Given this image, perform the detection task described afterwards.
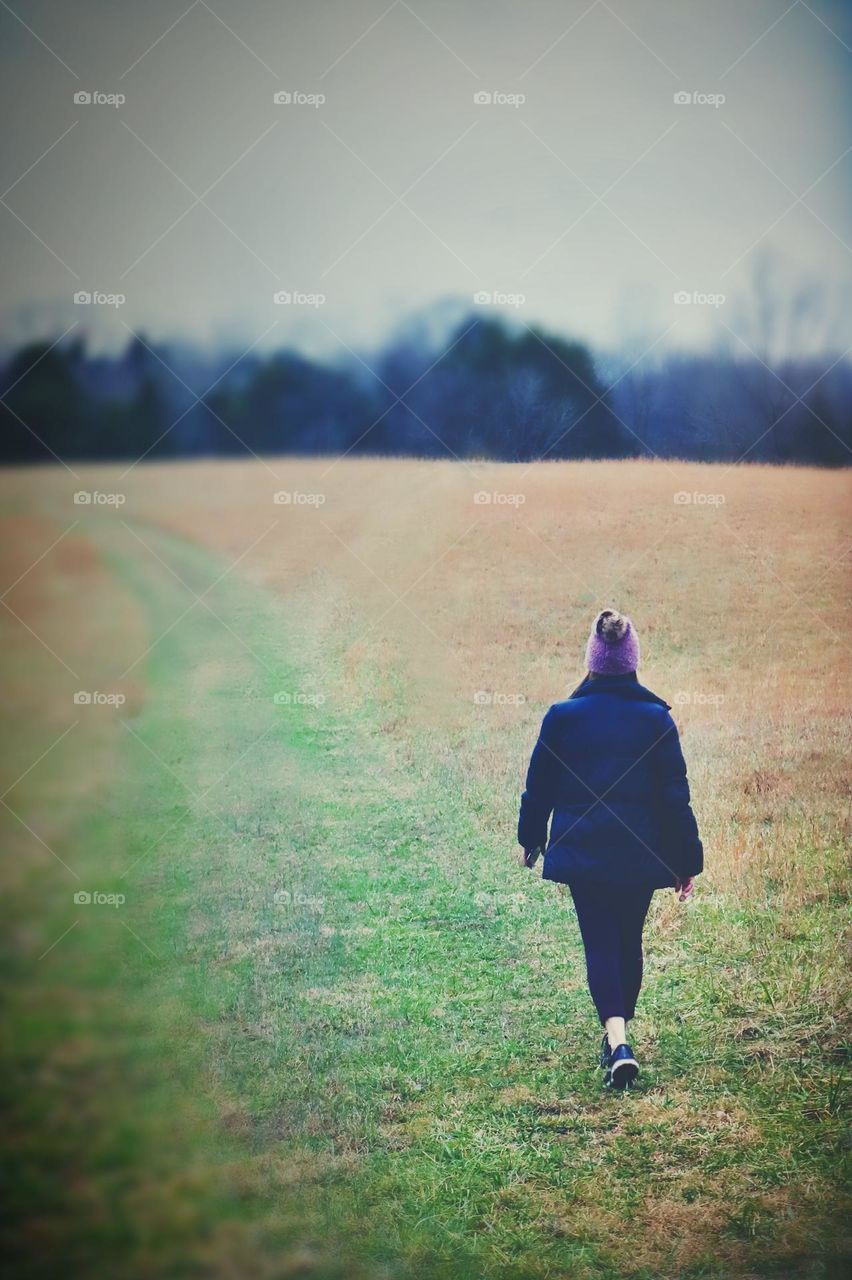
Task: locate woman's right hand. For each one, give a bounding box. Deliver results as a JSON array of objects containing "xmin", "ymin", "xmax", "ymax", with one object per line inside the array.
[{"xmin": 674, "ymin": 875, "xmax": 695, "ymax": 902}]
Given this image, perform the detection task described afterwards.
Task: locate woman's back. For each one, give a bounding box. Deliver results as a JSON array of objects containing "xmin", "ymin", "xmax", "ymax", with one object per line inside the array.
[{"xmin": 518, "ymin": 672, "xmax": 702, "ymax": 888}]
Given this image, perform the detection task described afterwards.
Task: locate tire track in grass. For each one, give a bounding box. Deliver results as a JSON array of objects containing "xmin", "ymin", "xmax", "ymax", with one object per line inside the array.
[{"xmin": 4, "ymin": 518, "xmax": 365, "ymax": 1280}]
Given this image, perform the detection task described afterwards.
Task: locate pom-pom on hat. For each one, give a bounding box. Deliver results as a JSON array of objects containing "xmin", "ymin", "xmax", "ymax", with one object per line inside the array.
[{"xmin": 584, "ymin": 608, "xmax": 640, "ymax": 675}]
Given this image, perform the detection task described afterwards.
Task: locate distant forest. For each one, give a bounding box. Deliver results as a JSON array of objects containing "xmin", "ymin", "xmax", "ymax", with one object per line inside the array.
[{"xmin": 1, "ymin": 314, "xmax": 850, "ymax": 467}]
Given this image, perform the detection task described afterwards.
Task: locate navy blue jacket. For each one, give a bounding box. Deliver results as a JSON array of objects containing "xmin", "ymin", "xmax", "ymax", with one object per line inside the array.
[{"xmin": 518, "ymin": 674, "xmax": 703, "ymax": 889}]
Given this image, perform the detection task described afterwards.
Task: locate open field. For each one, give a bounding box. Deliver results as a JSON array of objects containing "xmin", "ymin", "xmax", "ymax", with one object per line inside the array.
[{"xmin": 1, "ymin": 457, "xmax": 850, "ymax": 1279}]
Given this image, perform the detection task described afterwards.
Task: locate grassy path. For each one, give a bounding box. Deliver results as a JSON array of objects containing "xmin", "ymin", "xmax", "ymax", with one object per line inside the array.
[{"xmin": 2, "ymin": 518, "xmax": 848, "ymax": 1279}]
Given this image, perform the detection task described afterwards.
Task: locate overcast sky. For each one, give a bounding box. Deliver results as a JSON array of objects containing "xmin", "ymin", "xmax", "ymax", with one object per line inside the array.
[{"xmin": 2, "ymin": 0, "xmax": 851, "ymax": 359}]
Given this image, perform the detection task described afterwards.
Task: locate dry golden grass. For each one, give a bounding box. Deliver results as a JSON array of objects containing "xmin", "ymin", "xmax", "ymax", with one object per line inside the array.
[{"xmin": 14, "ymin": 457, "xmax": 841, "ymax": 889}]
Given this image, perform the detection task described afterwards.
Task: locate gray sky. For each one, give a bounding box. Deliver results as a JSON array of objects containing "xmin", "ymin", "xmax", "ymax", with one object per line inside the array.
[{"xmin": 2, "ymin": 0, "xmax": 851, "ymax": 359}]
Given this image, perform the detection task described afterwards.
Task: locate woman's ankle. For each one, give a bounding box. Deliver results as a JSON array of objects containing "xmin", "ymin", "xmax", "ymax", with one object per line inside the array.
[{"xmin": 605, "ymin": 1016, "xmax": 627, "ymax": 1052}]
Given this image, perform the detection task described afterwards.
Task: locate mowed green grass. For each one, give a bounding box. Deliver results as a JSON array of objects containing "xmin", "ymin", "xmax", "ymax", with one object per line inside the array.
[{"xmin": 1, "ymin": 501, "xmax": 849, "ymax": 1279}]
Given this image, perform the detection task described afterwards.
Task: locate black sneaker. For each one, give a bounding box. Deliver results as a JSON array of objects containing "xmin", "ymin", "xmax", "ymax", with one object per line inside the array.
[
  {"xmin": 605, "ymin": 1043, "xmax": 639, "ymax": 1090},
  {"xmin": 599, "ymin": 1033, "xmax": 611, "ymax": 1071}
]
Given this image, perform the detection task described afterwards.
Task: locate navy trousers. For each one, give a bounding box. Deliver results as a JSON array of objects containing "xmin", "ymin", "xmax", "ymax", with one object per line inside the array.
[{"xmin": 569, "ymin": 880, "xmax": 655, "ymax": 1023}]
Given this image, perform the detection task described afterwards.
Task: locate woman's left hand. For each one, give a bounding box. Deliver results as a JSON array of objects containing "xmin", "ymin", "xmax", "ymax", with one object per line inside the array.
[{"xmin": 674, "ymin": 875, "xmax": 695, "ymax": 902}]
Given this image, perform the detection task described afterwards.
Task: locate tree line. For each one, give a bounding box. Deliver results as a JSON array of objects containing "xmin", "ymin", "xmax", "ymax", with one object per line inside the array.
[{"xmin": 1, "ymin": 314, "xmax": 849, "ymax": 467}]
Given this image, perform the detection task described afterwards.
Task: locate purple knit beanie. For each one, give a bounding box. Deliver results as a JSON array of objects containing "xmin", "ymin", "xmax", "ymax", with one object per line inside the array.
[{"xmin": 584, "ymin": 609, "xmax": 640, "ymax": 675}]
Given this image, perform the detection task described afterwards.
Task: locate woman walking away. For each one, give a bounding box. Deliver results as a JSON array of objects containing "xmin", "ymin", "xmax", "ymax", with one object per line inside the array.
[{"xmin": 517, "ymin": 609, "xmax": 703, "ymax": 1090}]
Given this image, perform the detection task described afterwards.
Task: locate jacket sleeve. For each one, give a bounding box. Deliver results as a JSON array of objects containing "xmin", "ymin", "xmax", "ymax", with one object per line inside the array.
[
  {"xmin": 652, "ymin": 710, "xmax": 703, "ymax": 878},
  {"xmin": 518, "ymin": 707, "xmax": 559, "ymax": 851}
]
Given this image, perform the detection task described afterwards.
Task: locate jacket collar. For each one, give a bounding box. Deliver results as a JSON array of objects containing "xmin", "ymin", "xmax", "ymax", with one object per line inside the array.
[{"xmin": 569, "ymin": 673, "xmax": 671, "ymax": 709}]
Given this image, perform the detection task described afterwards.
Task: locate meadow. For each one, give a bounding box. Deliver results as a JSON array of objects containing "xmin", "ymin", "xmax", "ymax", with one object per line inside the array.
[{"xmin": 0, "ymin": 457, "xmax": 849, "ymax": 1279}]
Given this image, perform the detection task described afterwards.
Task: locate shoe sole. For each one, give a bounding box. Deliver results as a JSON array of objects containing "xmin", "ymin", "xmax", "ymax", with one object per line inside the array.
[{"xmin": 607, "ymin": 1058, "xmax": 639, "ymax": 1090}]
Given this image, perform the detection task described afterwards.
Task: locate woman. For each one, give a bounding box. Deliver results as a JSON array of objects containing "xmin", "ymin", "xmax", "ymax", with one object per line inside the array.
[{"xmin": 518, "ymin": 609, "xmax": 703, "ymax": 1090}]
